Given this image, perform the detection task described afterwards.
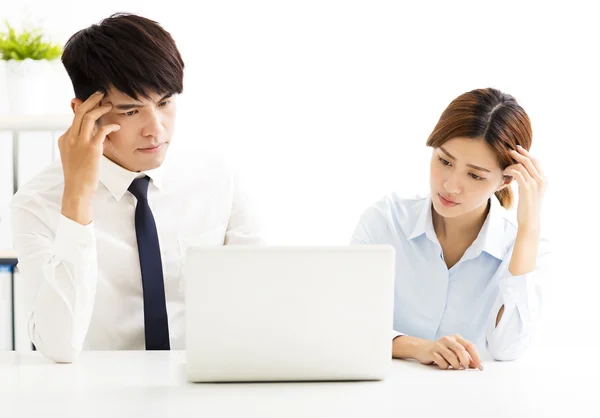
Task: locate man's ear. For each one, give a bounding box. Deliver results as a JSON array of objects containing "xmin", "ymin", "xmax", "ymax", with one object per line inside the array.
[
  {"xmin": 496, "ymin": 175, "xmax": 513, "ymax": 192},
  {"xmin": 71, "ymin": 98, "xmax": 83, "ymax": 114}
]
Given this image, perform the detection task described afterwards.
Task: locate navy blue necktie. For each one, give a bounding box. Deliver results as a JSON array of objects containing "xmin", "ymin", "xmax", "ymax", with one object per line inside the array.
[{"xmin": 129, "ymin": 176, "xmax": 170, "ymax": 350}]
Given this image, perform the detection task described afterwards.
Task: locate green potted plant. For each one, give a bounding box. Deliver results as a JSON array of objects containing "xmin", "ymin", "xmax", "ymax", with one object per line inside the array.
[{"xmin": 0, "ymin": 22, "xmax": 63, "ymax": 114}]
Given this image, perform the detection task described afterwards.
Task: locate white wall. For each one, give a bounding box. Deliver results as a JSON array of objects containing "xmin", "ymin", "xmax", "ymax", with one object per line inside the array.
[{"xmin": 1, "ymin": 1, "xmax": 598, "ymax": 349}]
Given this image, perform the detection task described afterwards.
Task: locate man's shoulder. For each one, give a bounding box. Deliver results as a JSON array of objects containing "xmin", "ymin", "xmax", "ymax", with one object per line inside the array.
[
  {"xmin": 163, "ymin": 149, "xmax": 239, "ymax": 189},
  {"xmin": 11, "ymin": 161, "xmax": 65, "ymax": 210}
]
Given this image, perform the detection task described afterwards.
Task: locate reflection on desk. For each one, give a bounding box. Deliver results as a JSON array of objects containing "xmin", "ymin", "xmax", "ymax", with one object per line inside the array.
[{"xmin": 0, "ymin": 349, "xmax": 594, "ymax": 418}]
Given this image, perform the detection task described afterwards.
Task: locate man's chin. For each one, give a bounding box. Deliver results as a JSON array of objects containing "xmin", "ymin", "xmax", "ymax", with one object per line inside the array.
[
  {"xmin": 115, "ymin": 154, "xmax": 168, "ymax": 173},
  {"xmin": 135, "ymin": 144, "xmax": 169, "ymax": 168},
  {"xmin": 136, "ymin": 156, "xmax": 167, "ymax": 172}
]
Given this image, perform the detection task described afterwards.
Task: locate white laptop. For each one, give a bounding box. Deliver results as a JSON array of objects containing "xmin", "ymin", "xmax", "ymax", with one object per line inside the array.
[{"xmin": 183, "ymin": 246, "xmax": 395, "ymax": 382}]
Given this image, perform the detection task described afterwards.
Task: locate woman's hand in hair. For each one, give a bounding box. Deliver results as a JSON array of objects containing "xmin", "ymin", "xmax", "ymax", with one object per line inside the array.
[
  {"xmin": 504, "ymin": 145, "xmax": 547, "ymax": 276},
  {"xmin": 503, "ymin": 145, "xmax": 547, "ymax": 233}
]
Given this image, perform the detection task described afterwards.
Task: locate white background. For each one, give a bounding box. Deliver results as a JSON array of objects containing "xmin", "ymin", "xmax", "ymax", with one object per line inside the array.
[{"xmin": 0, "ymin": 1, "xmax": 598, "ymax": 351}]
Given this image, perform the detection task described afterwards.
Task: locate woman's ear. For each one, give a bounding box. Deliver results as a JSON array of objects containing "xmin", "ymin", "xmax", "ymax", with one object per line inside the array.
[{"xmin": 496, "ymin": 175, "xmax": 513, "ymax": 192}]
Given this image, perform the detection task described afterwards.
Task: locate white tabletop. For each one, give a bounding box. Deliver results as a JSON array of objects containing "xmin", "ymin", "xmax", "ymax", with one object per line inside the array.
[{"xmin": 0, "ymin": 349, "xmax": 593, "ymax": 418}]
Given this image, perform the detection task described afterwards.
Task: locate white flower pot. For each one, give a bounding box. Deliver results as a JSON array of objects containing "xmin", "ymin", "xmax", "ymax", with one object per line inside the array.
[
  {"xmin": 5, "ymin": 58, "xmax": 52, "ymax": 115},
  {"xmin": 45, "ymin": 59, "xmax": 74, "ymax": 114},
  {"xmin": 0, "ymin": 61, "xmax": 8, "ymax": 113}
]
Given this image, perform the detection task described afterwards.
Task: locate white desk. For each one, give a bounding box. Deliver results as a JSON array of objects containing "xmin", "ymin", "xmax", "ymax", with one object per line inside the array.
[{"xmin": 0, "ymin": 349, "xmax": 594, "ymax": 418}]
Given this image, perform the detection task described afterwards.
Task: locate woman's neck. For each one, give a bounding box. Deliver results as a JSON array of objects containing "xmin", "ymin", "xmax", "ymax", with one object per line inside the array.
[{"xmin": 432, "ymin": 200, "xmax": 490, "ymax": 243}]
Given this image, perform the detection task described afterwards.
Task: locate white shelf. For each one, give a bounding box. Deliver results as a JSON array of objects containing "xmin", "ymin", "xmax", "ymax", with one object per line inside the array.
[
  {"xmin": 0, "ymin": 250, "xmax": 17, "ymax": 260},
  {"xmin": 0, "ymin": 114, "xmax": 72, "ymax": 131}
]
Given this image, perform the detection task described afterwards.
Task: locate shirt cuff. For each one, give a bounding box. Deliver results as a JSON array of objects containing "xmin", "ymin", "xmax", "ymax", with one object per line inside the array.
[
  {"xmin": 498, "ymin": 269, "xmax": 541, "ymax": 319},
  {"xmin": 493, "ymin": 270, "xmax": 542, "ymax": 338},
  {"xmin": 53, "ymin": 215, "xmax": 96, "ymax": 264},
  {"xmin": 498, "ymin": 272, "xmax": 530, "ymax": 306},
  {"xmin": 392, "ymin": 330, "xmax": 406, "ymax": 340}
]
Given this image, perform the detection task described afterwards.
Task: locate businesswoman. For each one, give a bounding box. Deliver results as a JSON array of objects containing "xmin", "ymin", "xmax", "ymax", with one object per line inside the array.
[{"xmin": 352, "ymin": 88, "xmax": 550, "ymax": 370}]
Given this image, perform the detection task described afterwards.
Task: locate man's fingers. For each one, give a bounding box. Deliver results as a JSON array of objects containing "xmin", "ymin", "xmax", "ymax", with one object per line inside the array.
[
  {"xmin": 72, "ymin": 91, "xmax": 105, "ymax": 135},
  {"xmin": 59, "ymin": 128, "xmax": 71, "ymax": 147},
  {"xmin": 80, "ymin": 104, "xmax": 114, "ymax": 142},
  {"xmin": 453, "ymin": 335, "xmax": 483, "ymax": 370},
  {"xmin": 92, "ymin": 124, "xmax": 121, "ymax": 145}
]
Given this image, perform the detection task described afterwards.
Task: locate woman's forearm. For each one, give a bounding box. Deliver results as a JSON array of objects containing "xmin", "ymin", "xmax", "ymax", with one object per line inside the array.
[
  {"xmin": 392, "ymin": 335, "xmax": 427, "ymax": 359},
  {"xmin": 508, "ymin": 228, "xmax": 540, "ymax": 276}
]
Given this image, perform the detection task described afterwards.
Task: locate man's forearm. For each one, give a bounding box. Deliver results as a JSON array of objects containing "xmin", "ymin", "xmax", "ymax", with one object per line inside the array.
[{"xmin": 61, "ymin": 194, "xmax": 94, "ymax": 226}]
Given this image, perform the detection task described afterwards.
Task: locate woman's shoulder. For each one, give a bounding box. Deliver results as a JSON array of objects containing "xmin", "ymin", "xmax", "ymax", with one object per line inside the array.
[
  {"xmin": 357, "ymin": 192, "xmax": 430, "ymax": 235},
  {"xmin": 486, "ymin": 196, "xmax": 552, "ymax": 259},
  {"xmin": 362, "ymin": 192, "xmax": 428, "ymax": 215}
]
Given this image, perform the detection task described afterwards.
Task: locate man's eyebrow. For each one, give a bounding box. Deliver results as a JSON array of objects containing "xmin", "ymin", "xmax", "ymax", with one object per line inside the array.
[
  {"xmin": 113, "ymin": 93, "xmax": 173, "ymax": 110},
  {"xmin": 114, "ymin": 103, "xmax": 143, "ymax": 110}
]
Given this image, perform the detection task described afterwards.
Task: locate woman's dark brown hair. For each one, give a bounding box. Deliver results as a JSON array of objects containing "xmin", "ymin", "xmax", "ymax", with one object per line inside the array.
[{"xmin": 426, "ymin": 88, "xmax": 532, "ymax": 209}]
